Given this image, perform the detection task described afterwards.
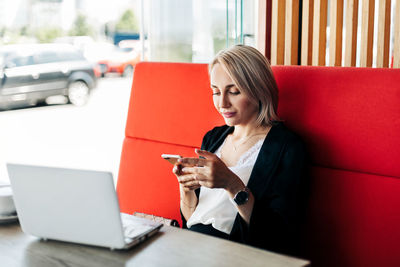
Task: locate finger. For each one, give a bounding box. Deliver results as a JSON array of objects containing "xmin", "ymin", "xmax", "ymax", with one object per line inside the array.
[
  {"xmin": 181, "ymin": 166, "xmax": 207, "ymax": 174},
  {"xmin": 193, "ymin": 173, "xmax": 208, "ymax": 182},
  {"xmin": 177, "ymin": 174, "xmax": 197, "ymax": 183},
  {"xmin": 195, "ymin": 149, "xmax": 217, "ymax": 160},
  {"xmin": 172, "ymin": 165, "xmax": 182, "ymax": 175},
  {"xmin": 178, "ymin": 157, "xmax": 207, "ymax": 167},
  {"xmin": 184, "ymin": 181, "xmax": 201, "ymax": 191},
  {"xmin": 192, "ymin": 173, "xmax": 208, "ymax": 182},
  {"xmin": 198, "ymin": 180, "xmax": 211, "ymax": 188},
  {"xmin": 187, "ymin": 185, "xmax": 201, "ymax": 190},
  {"xmin": 179, "ymin": 173, "xmax": 207, "ymax": 184},
  {"xmin": 182, "ymin": 180, "xmax": 200, "ymax": 188},
  {"xmin": 173, "ymin": 166, "xmax": 177, "ymax": 173}
]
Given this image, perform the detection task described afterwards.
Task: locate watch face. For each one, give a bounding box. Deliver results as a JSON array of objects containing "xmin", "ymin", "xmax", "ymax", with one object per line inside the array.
[{"xmin": 234, "ymin": 190, "xmax": 249, "ymax": 205}]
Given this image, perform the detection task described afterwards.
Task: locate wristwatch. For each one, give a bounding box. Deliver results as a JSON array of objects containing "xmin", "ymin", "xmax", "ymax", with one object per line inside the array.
[{"xmin": 233, "ymin": 187, "xmax": 250, "ymax": 205}]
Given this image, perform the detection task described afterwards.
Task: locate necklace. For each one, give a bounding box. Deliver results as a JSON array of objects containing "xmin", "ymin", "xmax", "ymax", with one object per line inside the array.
[{"xmin": 230, "ymin": 133, "xmax": 265, "ymax": 152}]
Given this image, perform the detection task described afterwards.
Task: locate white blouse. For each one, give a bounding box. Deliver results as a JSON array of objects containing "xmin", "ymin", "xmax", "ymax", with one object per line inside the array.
[{"xmin": 186, "ymin": 137, "xmax": 264, "ymax": 234}]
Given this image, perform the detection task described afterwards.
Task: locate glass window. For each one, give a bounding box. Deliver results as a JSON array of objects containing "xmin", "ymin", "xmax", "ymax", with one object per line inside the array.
[
  {"xmin": 141, "ymin": 0, "xmax": 258, "ymax": 63},
  {"xmin": 34, "ymin": 51, "xmax": 59, "ymax": 64},
  {"xmin": 57, "ymin": 50, "xmax": 84, "ymax": 62},
  {"xmin": 6, "ymin": 54, "xmax": 34, "ymax": 67}
]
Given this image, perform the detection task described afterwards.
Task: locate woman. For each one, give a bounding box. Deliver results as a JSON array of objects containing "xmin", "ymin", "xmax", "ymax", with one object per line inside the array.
[{"xmin": 173, "ymin": 45, "xmax": 307, "ymax": 255}]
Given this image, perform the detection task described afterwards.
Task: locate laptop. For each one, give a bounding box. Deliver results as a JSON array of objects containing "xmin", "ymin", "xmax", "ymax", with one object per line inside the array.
[{"xmin": 6, "ymin": 163, "xmax": 163, "ymax": 250}]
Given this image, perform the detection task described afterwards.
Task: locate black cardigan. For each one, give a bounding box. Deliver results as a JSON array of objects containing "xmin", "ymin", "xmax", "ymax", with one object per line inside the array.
[{"xmin": 181, "ymin": 122, "xmax": 308, "ymax": 255}]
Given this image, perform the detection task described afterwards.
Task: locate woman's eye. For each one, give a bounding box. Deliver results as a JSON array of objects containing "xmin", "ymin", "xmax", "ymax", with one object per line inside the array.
[
  {"xmin": 212, "ymin": 92, "xmax": 220, "ymax": 96},
  {"xmin": 229, "ymin": 91, "xmax": 240, "ymax": 95}
]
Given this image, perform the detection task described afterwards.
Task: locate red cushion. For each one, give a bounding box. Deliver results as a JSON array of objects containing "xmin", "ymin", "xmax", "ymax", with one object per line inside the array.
[
  {"xmin": 273, "ymin": 66, "xmax": 400, "ymax": 178},
  {"xmin": 117, "ymin": 137, "xmax": 199, "ymax": 226},
  {"xmin": 125, "ymin": 62, "xmax": 223, "ymax": 147},
  {"xmin": 306, "ymin": 166, "xmax": 400, "ymax": 267}
]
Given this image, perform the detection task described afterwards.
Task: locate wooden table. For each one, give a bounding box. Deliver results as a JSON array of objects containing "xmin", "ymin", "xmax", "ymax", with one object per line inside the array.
[{"xmin": 0, "ymin": 221, "xmax": 310, "ymax": 267}]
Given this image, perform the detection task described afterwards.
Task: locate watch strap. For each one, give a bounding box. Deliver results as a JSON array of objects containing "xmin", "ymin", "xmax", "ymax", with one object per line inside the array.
[{"xmin": 233, "ymin": 187, "xmax": 250, "ymax": 205}]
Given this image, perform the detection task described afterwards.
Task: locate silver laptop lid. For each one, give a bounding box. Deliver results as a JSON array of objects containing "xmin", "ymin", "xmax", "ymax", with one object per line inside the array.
[{"xmin": 7, "ymin": 163, "xmax": 126, "ymax": 249}]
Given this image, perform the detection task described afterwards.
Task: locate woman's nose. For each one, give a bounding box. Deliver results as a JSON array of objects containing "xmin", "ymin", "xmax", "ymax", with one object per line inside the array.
[{"xmin": 219, "ymin": 93, "xmax": 230, "ymax": 108}]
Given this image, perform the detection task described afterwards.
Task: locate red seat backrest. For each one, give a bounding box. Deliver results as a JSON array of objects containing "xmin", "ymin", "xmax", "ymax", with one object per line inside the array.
[
  {"xmin": 117, "ymin": 62, "xmax": 223, "ymax": 226},
  {"xmin": 117, "ymin": 62, "xmax": 400, "ymax": 267},
  {"xmin": 273, "ymin": 65, "xmax": 400, "ymax": 267}
]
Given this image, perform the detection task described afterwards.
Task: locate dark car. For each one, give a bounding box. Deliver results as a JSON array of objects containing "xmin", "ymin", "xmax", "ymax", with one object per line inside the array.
[{"xmin": 0, "ymin": 44, "xmax": 97, "ymax": 110}]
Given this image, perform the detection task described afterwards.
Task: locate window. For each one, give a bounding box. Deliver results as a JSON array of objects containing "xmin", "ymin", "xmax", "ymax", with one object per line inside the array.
[
  {"xmin": 34, "ymin": 51, "xmax": 59, "ymax": 64},
  {"xmin": 140, "ymin": 0, "xmax": 258, "ymax": 63},
  {"xmin": 6, "ymin": 54, "xmax": 34, "ymax": 68}
]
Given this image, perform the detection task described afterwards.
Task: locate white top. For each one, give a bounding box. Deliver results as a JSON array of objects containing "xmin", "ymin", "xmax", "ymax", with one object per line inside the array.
[{"xmin": 187, "ymin": 137, "xmax": 264, "ymax": 234}]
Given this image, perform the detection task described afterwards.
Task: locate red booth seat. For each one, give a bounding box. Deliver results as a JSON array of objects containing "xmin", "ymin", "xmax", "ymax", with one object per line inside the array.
[
  {"xmin": 117, "ymin": 62, "xmax": 400, "ymax": 267},
  {"xmin": 117, "ymin": 63, "xmax": 224, "ymax": 226}
]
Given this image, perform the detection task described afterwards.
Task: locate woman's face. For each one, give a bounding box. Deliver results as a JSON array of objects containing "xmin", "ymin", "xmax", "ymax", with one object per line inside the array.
[{"xmin": 210, "ymin": 63, "xmax": 258, "ymax": 127}]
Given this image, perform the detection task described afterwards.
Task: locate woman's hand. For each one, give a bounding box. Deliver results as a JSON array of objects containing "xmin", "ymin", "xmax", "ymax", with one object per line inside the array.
[
  {"xmin": 173, "ymin": 162, "xmax": 199, "ymax": 220},
  {"xmin": 178, "ymin": 149, "xmax": 254, "ymax": 225},
  {"xmin": 172, "ymin": 163, "xmax": 201, "ymax": 192},
  {"xmin": 178, "ymin": 149, "xmax": 243, "ymax": 192}
]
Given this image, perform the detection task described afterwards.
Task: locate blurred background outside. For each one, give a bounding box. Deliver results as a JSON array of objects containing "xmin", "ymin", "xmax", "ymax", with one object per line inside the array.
[
  {"xmin": 0, "ymin": 0, "xmax": 258, "ymax": 63},
  {"xmin": 0, "ymin": 0, "xmax": 259, "ymax": 184}
]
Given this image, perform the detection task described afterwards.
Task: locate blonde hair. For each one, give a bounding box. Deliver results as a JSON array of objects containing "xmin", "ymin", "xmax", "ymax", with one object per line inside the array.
[{"xmin": 209, "ymin": 45, "xmax": 280, "ymax": 127}]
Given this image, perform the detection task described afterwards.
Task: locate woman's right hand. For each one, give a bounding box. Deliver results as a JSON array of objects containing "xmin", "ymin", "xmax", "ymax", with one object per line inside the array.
[
  {"xmin": 173, "ymin": 164, "xmax": 201, "ymax": 192},
  {"xmin": 173, "ymin": 164, "xmax": 199, "ymax": 219}
]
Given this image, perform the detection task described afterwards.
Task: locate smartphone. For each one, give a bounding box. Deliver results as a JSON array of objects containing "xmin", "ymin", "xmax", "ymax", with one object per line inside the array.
[{"xmin": 161, "ymin": 154, "xmax": 182, "ymax": 165}]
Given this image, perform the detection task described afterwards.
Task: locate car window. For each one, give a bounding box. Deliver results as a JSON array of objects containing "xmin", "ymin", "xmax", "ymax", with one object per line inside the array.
[
  {"xmin": 33, "ymin": 50, "xmax": 84, "ymax": 64},
  {"xmin": 118, "ymin": 47, "xmax": 133, "ymax": 53},
  {"xmin": 5, "ymin": 54, "xmax": 34, "ymax": 68},
  {"xmin": 58, "ymin": 50, "xmax": 85, "ymax": 61},
  {"xmin": 34, "ymin": 51, "xmax": 60, "ymax": 64}
]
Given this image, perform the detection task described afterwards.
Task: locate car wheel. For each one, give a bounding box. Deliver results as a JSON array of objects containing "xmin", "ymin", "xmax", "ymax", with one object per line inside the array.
[
  {"xmin": 35, "ymin": 99, "xmax": 47, "ymax": 107},
  {"xmin": 122, "ymin": 65, "xmax": 134, "ymax": 77},
  {"xmin": 68, "ymin": 81, "xmax": 90, "ymax": 106}
]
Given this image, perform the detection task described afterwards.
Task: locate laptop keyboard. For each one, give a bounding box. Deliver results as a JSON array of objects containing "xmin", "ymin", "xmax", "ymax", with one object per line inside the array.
[
  {"xmin": 121, "ymin": 214, "xmax": 157, "ymax": 239},
  {"xmin": 123, "ymin": 223, "xmax": 154, "ymax": 238}
]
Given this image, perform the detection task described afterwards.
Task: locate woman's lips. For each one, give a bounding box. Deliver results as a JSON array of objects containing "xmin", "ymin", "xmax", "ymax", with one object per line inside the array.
[{"xmin": 222, "ymin": 112, "xmax": 236, "ymax": 118}]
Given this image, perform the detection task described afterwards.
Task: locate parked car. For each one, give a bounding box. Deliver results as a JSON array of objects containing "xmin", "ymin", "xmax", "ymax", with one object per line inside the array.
[
  {"xmin": 97, "ymin": 40, "xmax": 141, "ymax": 77},
  {"xmin": 0, "ymin": 43, "xmax": 97, "ymax": 110},
  {"xmin": 53, "ymin": 36, "xmax": 103, "ymax": 78}
]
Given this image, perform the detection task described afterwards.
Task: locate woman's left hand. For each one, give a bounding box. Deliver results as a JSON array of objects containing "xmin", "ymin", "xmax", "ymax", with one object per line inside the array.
[{"xmin": 178, "ymin": 149, "xmax": 242, "ymax": 191}]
